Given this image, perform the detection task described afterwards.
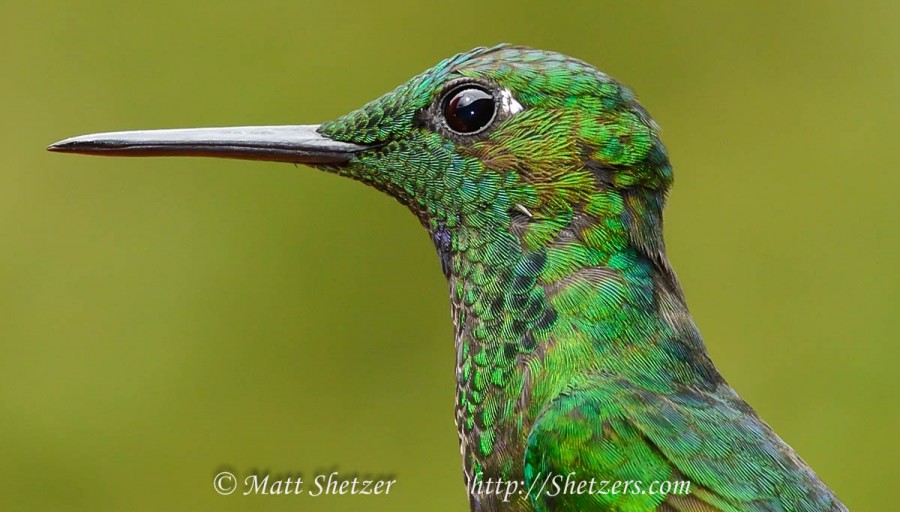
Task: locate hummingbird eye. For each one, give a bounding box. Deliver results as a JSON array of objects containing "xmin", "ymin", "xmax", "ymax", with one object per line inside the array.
[{"xmin": 441, "ymin": 86, "xmax": 496, "ymax": 135}]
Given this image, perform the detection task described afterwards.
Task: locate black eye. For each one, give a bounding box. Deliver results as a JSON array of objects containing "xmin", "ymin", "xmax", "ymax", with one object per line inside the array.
[{"xmin": 442, "ymin": 86, "xmax": 496, "ymax": 134}]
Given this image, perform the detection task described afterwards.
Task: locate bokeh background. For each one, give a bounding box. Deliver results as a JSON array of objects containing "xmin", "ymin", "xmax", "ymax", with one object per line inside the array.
[{"xmin": 2, "ymin": 1, "xmax": 897, "ymax": 510}]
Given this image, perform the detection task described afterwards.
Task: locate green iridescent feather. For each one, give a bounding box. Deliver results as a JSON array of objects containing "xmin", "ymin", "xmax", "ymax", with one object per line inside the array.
[{"xmin": 319, "ymin": 45, "xmax": 845, "ymax": 511}]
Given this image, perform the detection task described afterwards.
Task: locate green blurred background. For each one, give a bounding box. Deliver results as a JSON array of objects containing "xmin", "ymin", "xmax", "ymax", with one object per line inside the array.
[{"xmin": 2, "ymin": 1, "xmax": 897, "ymax": 510}]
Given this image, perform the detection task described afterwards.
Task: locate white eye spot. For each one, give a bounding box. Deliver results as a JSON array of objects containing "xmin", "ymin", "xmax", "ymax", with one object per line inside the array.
[{"xmin": 499, "ymin": 88, "xmax": 524, "ymax": 115}]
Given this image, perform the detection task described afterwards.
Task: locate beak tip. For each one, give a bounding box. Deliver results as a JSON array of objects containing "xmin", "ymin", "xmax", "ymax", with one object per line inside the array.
[
  {"xmin": 48, "ymin": 136, "xmax": 84, "ymax": 153},
  {"xmin": 47, "ymin": 135, "xmax": 121, "ymax": 155}
]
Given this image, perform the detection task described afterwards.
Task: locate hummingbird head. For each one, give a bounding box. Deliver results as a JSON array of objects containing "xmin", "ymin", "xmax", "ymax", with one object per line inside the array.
[
  {"xmin": 319, "ymin": 45, "xmax": 673, "ymax": 280},
  {"xmin": 49, "ymin": 44, "xmax": 674, "ymax": 283}
]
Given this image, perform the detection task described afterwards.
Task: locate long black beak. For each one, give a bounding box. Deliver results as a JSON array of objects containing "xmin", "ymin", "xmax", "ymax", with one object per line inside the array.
[{"xmin": 47, "ymin": 125, "xmax": 371, "ymax": 165}]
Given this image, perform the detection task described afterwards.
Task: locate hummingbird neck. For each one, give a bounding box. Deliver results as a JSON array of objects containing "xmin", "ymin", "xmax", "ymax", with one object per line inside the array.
[
  {"xmin": 446, "ymin": 187, "xmax": 721, "ymax": 479},
  {"xmin": 445, "ymin": 187, "xmax": 693, "ymax": 356}
]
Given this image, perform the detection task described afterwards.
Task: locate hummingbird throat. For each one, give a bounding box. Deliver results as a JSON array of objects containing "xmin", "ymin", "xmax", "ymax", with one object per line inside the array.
[{"xmin": 443, "ymin": 186, "xmax": 699, "ymax": 478}]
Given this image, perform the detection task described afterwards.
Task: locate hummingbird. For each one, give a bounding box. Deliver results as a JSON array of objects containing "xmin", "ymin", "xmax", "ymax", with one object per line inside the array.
[{"xmin": 49, "ymin": 45, "xmax": 846, "ymax": 511}]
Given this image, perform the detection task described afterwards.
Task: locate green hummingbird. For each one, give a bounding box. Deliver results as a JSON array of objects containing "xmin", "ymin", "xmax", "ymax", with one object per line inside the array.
[{"xmin": 49, "ymin": 45, "xmax": 846, "ymax": 511}]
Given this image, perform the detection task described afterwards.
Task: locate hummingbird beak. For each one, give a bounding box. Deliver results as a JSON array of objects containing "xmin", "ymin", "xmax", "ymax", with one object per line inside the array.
[{"xmin": 47, "ymin": 125, "xmax": 372, "ymax": 165}]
